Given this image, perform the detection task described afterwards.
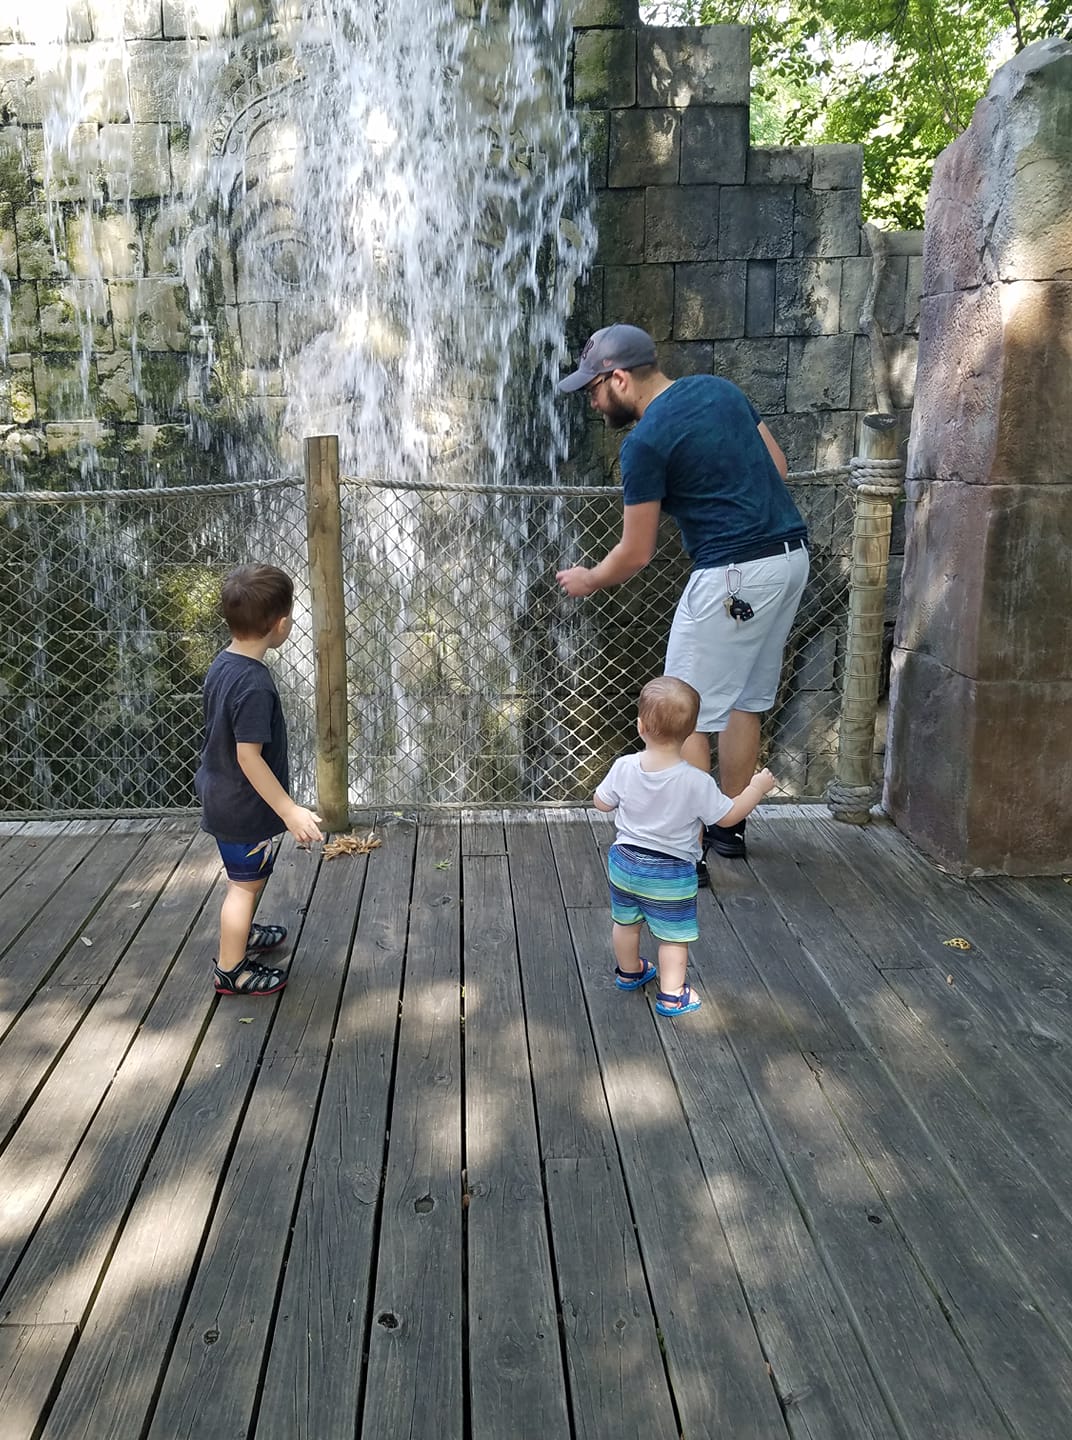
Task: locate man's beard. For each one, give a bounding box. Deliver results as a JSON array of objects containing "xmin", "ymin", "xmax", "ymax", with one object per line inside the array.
[{"xmin": 602, "ymin": 395, "xmax": 639, "ymax": 430}]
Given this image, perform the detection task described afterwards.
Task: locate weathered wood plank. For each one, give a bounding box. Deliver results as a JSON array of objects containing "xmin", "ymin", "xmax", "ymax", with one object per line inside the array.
[
  {"xmin": 545, "ymin": 1158, "xmax": 679, "ymax": 1440},
  {"xmin": 0, "ymin": 835, "xmax": 99, "ymax": 965},
  {"xmin": 360, "ymin": 818, "xmax": 464, "ymax": 1440},
  {"xmin": 0, "ymin": 1323, "xmax": 77, "ymax": 1440},
  {"xmin": 463, "ymin": 851, "xmax": 570, "ymax": 1440},
  {"xmin": 752, "ymin": 830, "xmax": 1072, "ymax": 1346},
  {"xmin": 0, "ymin": 830, "xmax": 196, "ymax": 1142},
  {"xmin": 0, "ymin": 834, "xmax": 221, "ymax": 1319},
  {"xmin": 808, "ymin": 819, "xmax": 1072, "ymax": 1149},
  {"xmin": 461, "ymin": 808, "xmax": 506, "ymax": 856},
  {"xmin": 885, "ymin": 958, "xmax": 1072, "ymax": 1165},
  {"xmin": 505, "ymin": 816, "xmax": 610, "ymax": 1160},
  {"xmin": 686, "ymin": 895, "xmax": 1010, "ymax": 1438},
  {"xmin": 1000, "ymin": 874, "xmax": 1072, "ymax": 930},
  {"xmin": 509, "ymin": 817, "xmax": 678, "ymax": 1434},
  {"xmin": 783, "ymin": 819, "xmax": 1072, "ymax": 1197},
  {"xmin": 972, "ymin": 877, "xmax": 1072, "ymax": 983},
  {"xmin": 820, "ymin": 1047, "xmax": 1072, "ymax": 1438},
  {"xmin": 565, "ymin": 905, "xmax": 788, "ymax": 1440},
  {"xmin": 145, "ymin": 848, "xmax": 365, "ymax": 1440},
  {"xmin": 770, "ymin": 817, "xmax": 927, "ymax": 970},
  {"xmin": 255, "ymin": 826, "xmax": 417, "ymax": 1440},
  {"xmin": 0, "ymin": 838, "xmax": 47, "ymax": 904},
  {"xmin": 547, "ymin": 809, "xmax": 609, "ymax": 907},
  {"xmin": 819, "ymin": 820, "xmax": 1072, "ymax": 1051},
  {"xmin": 33, "ymin": 840, "xmax": 319, "ymax": 1440},
  {"xmin": 654, "ymin": 969, "xmax": 901, "ymax": 1440},
  {"xmin": 709, "ymin": 852, "xmax": 860, "ymax": 1058},
  {"xmin": 0, "ymin": 835, "xmax": 141, "ymax": 1037},
  {"xmin": 842, "ymin": 821, "xmax": 1072, "ymax": 1026}
]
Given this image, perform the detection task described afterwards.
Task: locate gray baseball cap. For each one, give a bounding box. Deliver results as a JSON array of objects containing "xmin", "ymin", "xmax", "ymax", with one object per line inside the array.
[{"xmin": 557, "ymin": 324, "xmax": 657, "ymax": 394}]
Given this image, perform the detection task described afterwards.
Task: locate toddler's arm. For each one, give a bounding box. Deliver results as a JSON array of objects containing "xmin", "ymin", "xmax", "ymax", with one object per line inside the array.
[
  {"xmin": 236, "ymin": 743, "xmax": 325, "ymax": 843},
  {"xmin": 593, "ymin": 793, "xmax": 617, "ymax": 813},
  {"xmin": 715, "ymin": 768, "xmax": 776, "ymax": 830}
]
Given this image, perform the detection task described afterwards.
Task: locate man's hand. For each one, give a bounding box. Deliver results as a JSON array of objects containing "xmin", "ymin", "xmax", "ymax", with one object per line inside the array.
[
  {"xmin": 556, "ymin": 565, "xmax": 598, "ymax": 598},
  {"xmin": 285, "ymin": 805, "xmax": 325, "ymax": 844}
]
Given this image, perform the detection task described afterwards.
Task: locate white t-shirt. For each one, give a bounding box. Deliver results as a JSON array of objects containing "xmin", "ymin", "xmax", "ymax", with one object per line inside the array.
[{"xmin": 595, "ymin": 753, "xmax": 734, "ymax": 863}]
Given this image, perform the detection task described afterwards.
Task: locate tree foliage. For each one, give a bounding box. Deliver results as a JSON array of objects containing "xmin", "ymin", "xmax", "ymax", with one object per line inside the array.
[{"xmin": 641, "ymin": 0, "xmax": 1072, "ymax": 228}]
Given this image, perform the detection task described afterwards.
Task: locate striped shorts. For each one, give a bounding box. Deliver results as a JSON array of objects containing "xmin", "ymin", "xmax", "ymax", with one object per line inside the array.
[{"xmin": 608, "ymin": 843, "xmax": 699, "ymax": 944}]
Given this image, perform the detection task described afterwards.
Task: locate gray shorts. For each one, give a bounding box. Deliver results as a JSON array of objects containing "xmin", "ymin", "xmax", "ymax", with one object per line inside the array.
[{"xmin": 665, "ymin": 542, "xmax": 810, "ymax": 733}]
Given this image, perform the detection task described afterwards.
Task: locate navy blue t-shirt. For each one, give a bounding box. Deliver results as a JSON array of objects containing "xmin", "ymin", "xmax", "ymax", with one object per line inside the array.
[
  {"xmin": 620, "ymin": 375, "xmax": 806, "ymax": 567},
  {"xmin": 195, "ymin": 650, "xmax": 290, "ymax": 844}
]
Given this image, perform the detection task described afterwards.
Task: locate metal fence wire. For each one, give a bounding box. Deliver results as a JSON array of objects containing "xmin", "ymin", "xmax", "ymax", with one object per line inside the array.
[
  {"xmin": 0, "ymin": 469, "xmax": 856, "ymax": 818},
  {"xmin": 0, "ymin": 480, "xmax": 314, "ymax": 818}
]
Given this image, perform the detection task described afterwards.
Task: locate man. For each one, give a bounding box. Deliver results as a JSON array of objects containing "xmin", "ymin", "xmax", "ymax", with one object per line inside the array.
[{"xmin": 556, "ymin": 323, "xmax": 808, "ymax": 873}]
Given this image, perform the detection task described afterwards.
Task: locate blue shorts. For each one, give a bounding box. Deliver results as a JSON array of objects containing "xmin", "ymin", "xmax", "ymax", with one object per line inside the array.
[
  {"xmin": 608, "ymin": 843, "xmax": 699, "ymax": 943},
  {"xmin": 216, "ymin": 838, "xmax": 276, "ymax": 883}
]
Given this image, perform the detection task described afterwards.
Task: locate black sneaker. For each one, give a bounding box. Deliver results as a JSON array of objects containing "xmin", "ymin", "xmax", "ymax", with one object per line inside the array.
[
  {"xmin": 705, "ymin": 819, "xmax": 747, "ymax": 860},
  {"xmin": 696, "ymin": 859, "xmax": 711, "ymax": 889}
]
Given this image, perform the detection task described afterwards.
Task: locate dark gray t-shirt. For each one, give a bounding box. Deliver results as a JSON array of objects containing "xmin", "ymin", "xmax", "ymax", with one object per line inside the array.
[
  {"xmin": 195, "ymin": 650, "xmax": 289, "ymax": 843},
  {"xmin": 620, "ymin": 374, "xmax": 806, "ymax": 568}
]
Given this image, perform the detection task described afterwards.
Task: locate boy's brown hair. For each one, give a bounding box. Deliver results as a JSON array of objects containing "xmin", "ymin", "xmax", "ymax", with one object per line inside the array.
[
  {"xmin": 638, "ymin": 675, "xmax": 700, "ymax": 744},
  {"xmin": 221, "ymin": 564, "xmax": 293, "ymax": 639}
]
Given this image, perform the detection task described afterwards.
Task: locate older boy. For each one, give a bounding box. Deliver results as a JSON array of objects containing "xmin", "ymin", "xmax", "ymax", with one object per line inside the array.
[
  {"xmin": 594, "ymin": 676, "xmax": 774, "ymax": 1016},
  {"xmin": 195, "ymin": 564, "xmax": 324, "ymax": 997}
]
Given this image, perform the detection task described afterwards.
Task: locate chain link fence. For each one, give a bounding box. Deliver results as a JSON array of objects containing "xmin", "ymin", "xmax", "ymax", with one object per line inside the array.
[
  {"xmin": 0, "ymin": 480, "xmax": 313, "ymax": 818},
  {"xmin": 0, "ymin": 467, "xmax": 856, "ymax": 817},
  {"xmin": 341, "ymin": 468, "xmax": 855, "ymax": 807}
]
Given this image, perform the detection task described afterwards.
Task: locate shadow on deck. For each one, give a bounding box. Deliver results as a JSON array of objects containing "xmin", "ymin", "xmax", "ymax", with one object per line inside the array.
[{"xmin": 1, "ymin": 809, "xmax": 1071, "ymax": 1440}]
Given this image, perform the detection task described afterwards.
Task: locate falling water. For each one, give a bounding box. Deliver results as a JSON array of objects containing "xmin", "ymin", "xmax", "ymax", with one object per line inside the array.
[{"xmin": 0, "ymin": 1, "xmax": 595, "ymax": 812}]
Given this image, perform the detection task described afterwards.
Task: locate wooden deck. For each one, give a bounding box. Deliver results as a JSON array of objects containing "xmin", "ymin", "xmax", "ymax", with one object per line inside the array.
[{"xmin": 1, "ymin": 810, "xmax": 1072, "ymax": 1440}]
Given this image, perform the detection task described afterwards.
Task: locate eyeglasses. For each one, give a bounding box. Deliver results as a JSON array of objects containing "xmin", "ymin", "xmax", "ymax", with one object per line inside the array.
[{"xmin": 584, "ymin": 374, "xmax": 610, "ymax": 396}]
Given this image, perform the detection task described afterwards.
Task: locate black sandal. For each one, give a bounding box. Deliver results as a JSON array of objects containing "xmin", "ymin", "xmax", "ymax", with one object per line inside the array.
[
  {"xmin": 246, "ymin": 922, "xmax": 287, "ymax": 953},
  {"xmin": 214, "ymin": 960, "xmax": 288, "ymax": 997}
]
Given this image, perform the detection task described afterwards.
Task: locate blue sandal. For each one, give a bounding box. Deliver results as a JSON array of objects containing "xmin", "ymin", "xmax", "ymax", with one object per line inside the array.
[
  {"xmin": 247, "ymin": 922, "xmax": 287, "ymax": 953},
  {"xmin": 655, "ymin": 985, "xmax": 701, "ymax": 1016},
  {"xmin": 615, "ymin": 959, "xmax": 658, "ymax": 991}
]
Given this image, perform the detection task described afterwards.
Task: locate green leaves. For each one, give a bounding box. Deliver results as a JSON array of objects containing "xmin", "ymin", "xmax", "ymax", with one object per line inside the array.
[{"xmin": 641, "ymin": 0, "xmax": 1071, "ymax": 227}]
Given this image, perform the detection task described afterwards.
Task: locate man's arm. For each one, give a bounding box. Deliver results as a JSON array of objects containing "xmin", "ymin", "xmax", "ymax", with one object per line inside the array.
[
  {"xmin": 556, "ymin": 500, "xmax": 661, "ymax": 598},
  {"xmin": 757, "ymin": 421, "xmax": 788, "ymax": 480}
]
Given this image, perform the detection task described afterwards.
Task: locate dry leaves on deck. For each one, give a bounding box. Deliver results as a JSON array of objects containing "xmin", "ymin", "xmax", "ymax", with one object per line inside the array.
[{"xmin": 323, "ymin": 831, "xmax": 381, "ymax": 860}]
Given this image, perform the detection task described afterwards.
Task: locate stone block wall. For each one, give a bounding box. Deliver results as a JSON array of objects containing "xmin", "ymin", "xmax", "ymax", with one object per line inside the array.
[
  {"xmin": 565, "ymin": 5, "xmax": 921, "ymax": 486},
  {"xmin": 885, "ymin": 39, "xmax": 1072, "ymax": 874}
]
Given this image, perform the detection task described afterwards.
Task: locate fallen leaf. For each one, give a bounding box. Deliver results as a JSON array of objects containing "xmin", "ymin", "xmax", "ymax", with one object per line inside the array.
[
  {"xmin": 435, "ymin": 858, "xmax": 452, "ymax": 870},
  {"xmin": 127, "ymin": 902, "xmax": 142, "ymax": 910},
  {"xmin": 942, "ymin": 937, "xmax": 972, "ymax": 951},
  {"xmin": 80, "ymin": 935, "xmax": 93, "ymax": 947},
  {"xmin": 323, "ymin": 831, "xmax": 382, "ymax": 861},
  {"xmin": 238, "ymin": 1017, "xmax": 253, "ymax": 1024},
  {"xmin": 946, "ymin": 974, "xmax": 954, "ymax": 985}
]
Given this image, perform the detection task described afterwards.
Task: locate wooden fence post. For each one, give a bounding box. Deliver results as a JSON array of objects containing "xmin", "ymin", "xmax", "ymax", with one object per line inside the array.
[
  {"xmin": 304, "ymin": 434, "xmax": 349, "ymax": 834},
  {"xmin": 827, "ymin": 413, "xmax": 904, "ymax": 824}
]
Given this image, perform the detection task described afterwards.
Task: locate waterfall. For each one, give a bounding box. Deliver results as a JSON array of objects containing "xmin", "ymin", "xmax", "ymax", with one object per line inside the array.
[{"xmin": 0, "ymin": 1, "xmax": 595, "ymax": 813}]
